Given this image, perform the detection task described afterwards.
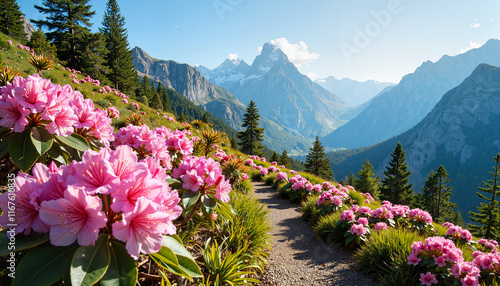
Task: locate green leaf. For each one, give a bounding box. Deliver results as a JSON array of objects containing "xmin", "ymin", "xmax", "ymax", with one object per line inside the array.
[
  {"xmin": 0, "ymin": 230, "xmax": 49, "ymax": 256},
  {"xmin": 30, "ymin": 126, "xmax": 53, "ymax": 156},
  {"xmin": 216, "ymin": 200, "xmax": 238, "ymax": 218},
  {"xmin": 47, "ymin": 143, "xmax": 67, "ymax": 164},
  {"xmin": 71, "ymin": 234, "xmax": 110, "ymax": 286},
  {"xmin": 56, "ymin": 133, "xmax": 90, "ymax": 151},
  {"xmin": 150, "ymin": 247, "xmax": 192, "ymax": 281},
  {"xmin": 201, "ymin": 195, "xmax": 217, "ymax": 214},
  {"xmin": 182, "ymin": 190, "xmax": 200, "ymax": 209},
  {"xmin": 13, "ymin": 242, "xmax": 79, "ymax": 286},
  {"xmin": 161, "ymin": 236, "xmax": 202, "ymax": 278},
  {"xmin": 165, "ymin": 178, "xmax": 182, "ymax": 189},
  {"xmin": 9, "ymin": 128, "xmax": 40, "ymax": 171},
  {"xmin": 100, "ymin": 240, "xmax": 137, "ymax": 286},
  {"xmin": 0, "ymin": 134, "xmax": 11, "ymax": 158}
]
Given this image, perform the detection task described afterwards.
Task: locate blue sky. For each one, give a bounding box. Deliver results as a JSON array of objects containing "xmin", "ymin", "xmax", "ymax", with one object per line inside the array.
[{"xmin": 20, "ymin": 0, "xmax": 500, "ymax": 83}]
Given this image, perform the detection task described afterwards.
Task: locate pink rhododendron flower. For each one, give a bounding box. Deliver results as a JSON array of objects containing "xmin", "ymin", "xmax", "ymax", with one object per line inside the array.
[
  {"xmin": 45, "ymin": 107, "xmax": 78, "ymax": 136},
  {"xmin": 13, "ymin": 74, "xmax": 48, "ymax": 113},
  {"xmin": 39, "ymin": 186, "xmax": 107, "ymax": 246},
  {"xmin": 419, "ymin": 272, "xmax": 438, "ymax": 286},
  {"xmin": 112, "ymin": 197, "xmax": 174, "ymax": 260},
  {"xmin": 374, "ymin": 222, "xmax": 389, "ymax": 232},
  {"xmin": 215, "ymin": 178, "xmax": 231, "ymax": 202},
  {"xmin": 0, "ymin": 96, "xmax": 30, "ymax": 132},
  {"xmin": 181, "ymin": 169, "xmax": 204, "ymax": 192},
  {"xmin": 350, "ymin": 224, "xmax": 366, "ymax": 236}
]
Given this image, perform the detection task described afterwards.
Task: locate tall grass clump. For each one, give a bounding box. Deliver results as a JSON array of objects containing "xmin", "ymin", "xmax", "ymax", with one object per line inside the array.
[
  {"xmin": 354, "ymin": 228, "xmax": 425, "ymax": 278},
  {"xmin": 313, "ymin": 211, "xmax": 343, "ymax": 244},
  {"xmin": 264, "ymin": 172, "xmax": 278, "ymax": 186},
  {"xmin": 301, "ymin": 194, "xmax": 321, "ymax": 224}
]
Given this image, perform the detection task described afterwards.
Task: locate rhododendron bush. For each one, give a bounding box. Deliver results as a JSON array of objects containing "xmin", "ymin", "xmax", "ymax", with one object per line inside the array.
[{"xmin": 0, "ymin": 74, "xmax": 243, "ymax": 285}]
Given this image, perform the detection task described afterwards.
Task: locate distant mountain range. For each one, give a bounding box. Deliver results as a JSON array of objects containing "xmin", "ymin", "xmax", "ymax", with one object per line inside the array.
[
  {"xmin": 314, "ymin": 76, "xmax": 394, "ymax": 106},
  {"xmin": 132, "ymin": 46, "xmax": 312, "ymax": 154},
  {"xmin": 322, "ymin": 39, "xmax": 500, "ymax": 149},
  {"xmin": 197, "ymin": 43, "xmax": 353, "ymax": 138},
  {"xmin": 331, "ymin": 63, "xmax": 500, "ymax": 220}
]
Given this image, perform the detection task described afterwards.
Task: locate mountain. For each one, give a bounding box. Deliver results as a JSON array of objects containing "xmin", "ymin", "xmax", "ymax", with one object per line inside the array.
[
  {"xmin": 132, "ymin": 46, "xmax": 312, "ymax": 154},
  {"xmin": 331, "ymin": 63, "xmax": 500, "ymax": 220},
  {"xmin": 196, "ymin": 43, "xmax": 352, "ymax": 138},
  {"xmin": 314, "ymin": 76, "xmax": 394, "ymax": 106},
  {"xmin": 322, "ymin": 39, "xmax": 500, "ymax": 149}
]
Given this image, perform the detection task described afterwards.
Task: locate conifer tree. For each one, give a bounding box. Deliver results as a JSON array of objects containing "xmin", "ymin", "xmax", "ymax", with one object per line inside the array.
[
  {"xmin": 33, "ymin": 0, "xmax": 96, "ymax": 69},
  {"xmin": 27, "ymin": 29, "xmax": 57, "ymax": 59},
  {"xmin": 178, "ymin": 112, "xmax": 187, "ymax": 123},
  {"xmin": 347, "ymin": 172, "xmax": 356, "ymax": 186},
  {"xmin": 422, "ymin": 166, "xmax": 456, "ymax": 222},
  {"xmin": 159, "ymin": 86, "xmax": 171, "ymax": 112},
  {"xmin": 202, "ymin": 113, "xmax": 209, "ymax": 123},
  {"xmin": 100, "ymin": 0, "xmax": 137, "ymax": 93},
  {"xmin": 78, "ymin": 32, "xmax": 110, "ymax": 82},
  {"xmin": 469, "ymin": 153, "xmax": 500, "ymax": 240},
  {"xmin": 230, "ymin": 137, "xmax": 238, "ymax": 149},
  {"xmin": 304, "ymin": 136, "xmax": 333, "ymax": 180},
  {"xmin": 150, "ymin": 92, "xmax": 163, "ymax": 110},
  {"xmin": 381, "ymin": 142, "xmax": 414, "ymax": 205},
  {"xmin": 412, "ymin": 192, "xmax": 425, "ymax": 210},
  {"xmin": 270, "ymin": 152, "xmax": 279, "ymax": 163},
  {"xmin": 422, "ymin": 170, "xmax": 439, "ymax": 216},
  {"xmin": 0, "ymin": 0, "xmax": 26, "ymax": 41},
  {"xmin": 452, "ymin": 210, "xmax": 464, "ymax": 227},
  {"xmin": 237, "ymin": 101, "xmax": 264, "ymax": 156},
  {"xmin": 279, "ymin": 149, "xmax": 291, "ymax": 169},
  {"xmin": 355, "ymin": 159, "xmax": 380, "ymax": 200}
]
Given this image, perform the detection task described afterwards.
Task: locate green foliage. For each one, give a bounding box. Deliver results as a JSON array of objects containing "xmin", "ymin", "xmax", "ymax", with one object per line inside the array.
[
  {"xmin": 381, "ymin": 142, "xmax": 414, "ymax": 205},
  {"xmin": 150, "ymin": 92, "xmax": 163, "ymax": 110},
  {"xmin": 33, "ymin": 0, "xmax": 96, "ymax": 69},
  {"xmin": 95, "ymin": 98, "xmax": 110, "ymax": 108},
  {"xmin": 100, "ymin": 0, "xmax": 137, "ymax": 93},
  {"xmin": 304, "ymin": 136, "xmax": 334, "ymax": 180},
  {"xmin": 0, "ymin": 0, "xmax": 26, "ymax": 42},
  {"xmin": 230, "ymin": 136, "xmax": 238, "ymax": 149},
  {"xmin": 469, "ymin": 153, "xmax": 500, "ymax": 240},
  {"xmin": 313, "ymin": 211, "xmax": 343, "ymax": 245},
  {"xmin": 270, "ymin": 151, "xmax": 279, "ymax": 163},
  {"xmin": 355, "ymin": 159, "xmax": 380, "ymax": 200},
  {"xmin": 79, "ymin": 32, "xmax": 110, "ymax": 84},
  {"xmin": 237, "ymin": 101, "xmax": 264, "ymax": 156},
  {"xmin": 301, "ymin": 194, "xmax": 321, "ymax": 224},
  {"xmin": 422, "ymin": 166, "xmax": 456, "ymax": 223},
  {"xmin": 279, "ymin": 149, "xmax": 291, "ymax": 168},
  {"xmin": 233, "ymin": 179, "xmax": 253, "ymax": 194},
  {"xmin": 27, "ymin": 30, "xmax": 58, "ymax": 60},
  {"xmin": 354, "ymin": 228, "xmax": 425, "ymax": 277}
]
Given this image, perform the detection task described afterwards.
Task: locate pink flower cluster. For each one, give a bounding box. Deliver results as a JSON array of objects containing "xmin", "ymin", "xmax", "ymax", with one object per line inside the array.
[
  {"xmin": 172, "ymin": 156, "xmax": 231, "ymax": 202},
  {"xmin": 107, "ymin": 106, "xmax": 120, "ymax": 119},
  {"xmin": 408, "ymin": 208, "xmax": 433, "ymax": 224},
  {"xmin": 259, "ymin": 168, "xmax": 268, "ymax": 176},
  {"xmin": 131, "ymin": 102, "xmax": 140, "ymax": 110},
  {"xmin": 268, "ymin": 165, "xmax": 279, "ymax": 173},
  {"xmin": 443, "ymin": 222, "xmax": 473, "ymax": 243},
  {"xmin": 0, "ymin": 146, "xmax": 182, "ymax": 260},
  {"xmin": 276, "ymin": 172, "xmax": 288, "ymax": 182},
  {"xmin": 0, "ymin": 74, "xmax": 114, "ymax": 145},
  {"xmin": 350, "ymin": 223, "xmax": 367, "ymax": 236}
]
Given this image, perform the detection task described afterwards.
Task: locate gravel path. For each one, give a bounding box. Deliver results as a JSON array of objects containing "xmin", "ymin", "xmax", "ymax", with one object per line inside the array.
[{"xmin": 252, "ymin": 182, "xmax": 378, "ymax": 286}]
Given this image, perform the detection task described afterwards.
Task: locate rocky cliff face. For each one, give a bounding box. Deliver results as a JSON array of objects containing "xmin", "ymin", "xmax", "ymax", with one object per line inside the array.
[
  {"xmin": 197, "ymin": 43, "xmax": 351, "ymax": 138},
  {"xmin": 21, "ymin": 15, "xmax": 35, "ymax": 40},
  {"xmin": 323, "ymin": 39, "xmax": 500, "ymax": 149}
]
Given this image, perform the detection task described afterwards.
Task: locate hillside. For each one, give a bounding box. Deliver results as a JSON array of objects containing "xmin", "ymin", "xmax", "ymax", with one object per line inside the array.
[{"xmin": 330, "ymin": 63, "xmax": 500, "ymax": 219}]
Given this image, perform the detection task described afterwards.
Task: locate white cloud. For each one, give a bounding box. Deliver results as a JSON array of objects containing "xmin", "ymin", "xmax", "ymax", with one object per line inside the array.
[
  {"xmin": 470, "ymin": 19, "xmax": 480, "ymax": 28},
  {"xmin": 269, "ymin": 37, "xmax": 321, "ymax": 68},
  {"xmin": 228, "ymin": 53, "xmax": 238, "ymax": 60},
  {"xmin": 307, "ymin": 72, "xmax": 318, "ymax": 81},
  {"xmin": 459, "ymin": 41, "xmax": 482, "ymax": 54},
  {"xmin": 257, "ymin": 46, "xmax": 262, "ymax": 53}
]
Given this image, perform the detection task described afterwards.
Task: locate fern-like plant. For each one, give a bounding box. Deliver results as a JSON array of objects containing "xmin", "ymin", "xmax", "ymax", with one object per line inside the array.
[
  {"xmin": 0, "ymin": 65, "xmax": 20, "ymax": 86},
  {"xmin": 126, "ymin": 113, "xmax": 144, "ymax": 126}
]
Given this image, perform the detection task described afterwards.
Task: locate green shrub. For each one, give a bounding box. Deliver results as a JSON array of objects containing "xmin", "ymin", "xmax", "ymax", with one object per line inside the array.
[
  {"xmin": 348, "ymin": 190, "xmax": 366, "ymax": 206},
  {"xmin": 233, "ymin": 179, "xmax": 253, "ymax": 194},
  {"xmin": 112, "ymin": 119, "xmax": 127, "ymax": 129},
  {"xmin": 265, "ymin": 173, "xmax": 277, "ymax": 185},
  {"xmin": 313, "ymin": 211, "xmax": 343, "ymax": 245},
  {"xmin": 250, "ymin": 170, "xmax": 261, "ymax": 182},
  {"xmin": 44, "ymin": 73, "xmax": 58, "ymax": 84},
  {"xmin": 354, "ymin": 227, "xmax": 425, "ymax": 277},
  {"xmin": 301, "ymin": 194, "xmax": 321, "ymax": 224},
  {"xmin": 298, "ymin": 172, "xmax": 324, "ymax": 185},
  {"xmin": 95, "ymin": 98, "xmax": 110, "ymax": 108},
  {"xmin": 104, "ymin": 95, "xmax": 116, "ymax": 105},
  {"xmin": 277, "ymin": 183, "xmax": 290, "ymax": 199}
]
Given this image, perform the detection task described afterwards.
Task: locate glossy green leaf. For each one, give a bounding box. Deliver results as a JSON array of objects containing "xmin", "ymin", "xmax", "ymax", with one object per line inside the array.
[
  {"xmin": 201, "ymin": 195, "xmax": 217, "ymax": 214},
  {"xmin": 150, "ymin": 247, "xmax": 192, "ymax": 281},
  {"xmin": 13, "ymin": 242, "xmax": 79, "ymax": 286},
  {"xmin": 165, "ymin": 178, "xmax": 182, "ymax": 188},
  {"xmin": 9, "ymin": 128, "xmax": 39, "ymax": 171},
  {"xmin": 0, "ymin": 229, "xmax": 49, "ymax": 256},
  {"xmin": 47, "ymin": 143, "xmax": 67, "ymax": 164},
  {"xmin": 0, "ymin": 134, "xmax": 11, "ymax": 158},
  {"xmin": 100, "ymin": 240, "xmax": 138, "ymax": 286},
  {"xmin": 161, "ymin": 235, "xmax": 202, "ymax": 278},
  {"xmin": 30, "ymin": 126, "xmax": 53, "ymax": 156},
  {"xmin": 56, "ymin": 133, "xmax": 89, "ymax": 151},
  {"xmin": 71, "ymin": 234, "xmax": 110, "ymax": 286},
  {"xmin": 182, "ymin": 190, "xmax": 200, "ymax": 209}
]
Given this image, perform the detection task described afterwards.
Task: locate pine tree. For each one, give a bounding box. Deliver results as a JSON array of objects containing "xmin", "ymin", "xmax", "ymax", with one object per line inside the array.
[
  {"xmin": 279, "ymin": 149, "xmax": 291, "ymax": 169},
  {"xmin": 270, "ymin": 152, "xmax": 279, "ymax": 163},
  {"xmin": 237, "ymin": 101, "xmax": 264, "ymax": 156},
  {"xmin": 381, "ymin": 142, "xmax": 414, "ymax": 205},
  {"xmin": 434, "ymin": 165, "xmax": 456, "ymax": 222},
  {"xmin": 27, "ymin": 29, "xmax": 57, "ymax": 60},
  {"xmin": 469, "ymin": 153, "xmax": 500, "ymax": 240},
  {"xmin": 0, "ymin": 0, "xmax": 26, "ymax": 41},
  {"xmin": 33, "ymin": 0, "xmax": 96, "ymax": 69},
  {"xmin": 100, "ymin": 0, "xmax": 137, "ymax": 93},
  {"xmin": 150, "ymin": 92, "xmax": 163, "ymax": 110},
  {"xmin": 178, "ymin": 112, "xmax": 187, "ymax": 123},
  {"xmin": 202, "ymin": 113, "xmax": 209, "ymax": 123},
  {"xmin": 347, "ymin": 172, "xmax": 356, "ymax": 186},
  {"xmin": 422, "ymin": 170, "xmax": 439, "ymax": 216},
  {"xmin": 452, "ymin": 210, "xmax": 464, "ymax": 227},
  {"xmin": 230, "ymin": 137, "xmax": 238, "ymax": 149},
  {"xmin": 78, "ymin": 32, "xmax": 110, "ymax": 83},
  {"xmin": 304, "ymin": 136, "xmax": 333, "ymax": 180},
  {"xmin": 412, "ymin": 192, "xmax": 426, "ymax": 210},
  {"xmin": 159, "ymin": 86, "xmax": 171, "ymax": 112},
  {"xmin": 355, "ymin": 159, "xmax": 380, "ymax": 200}
]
